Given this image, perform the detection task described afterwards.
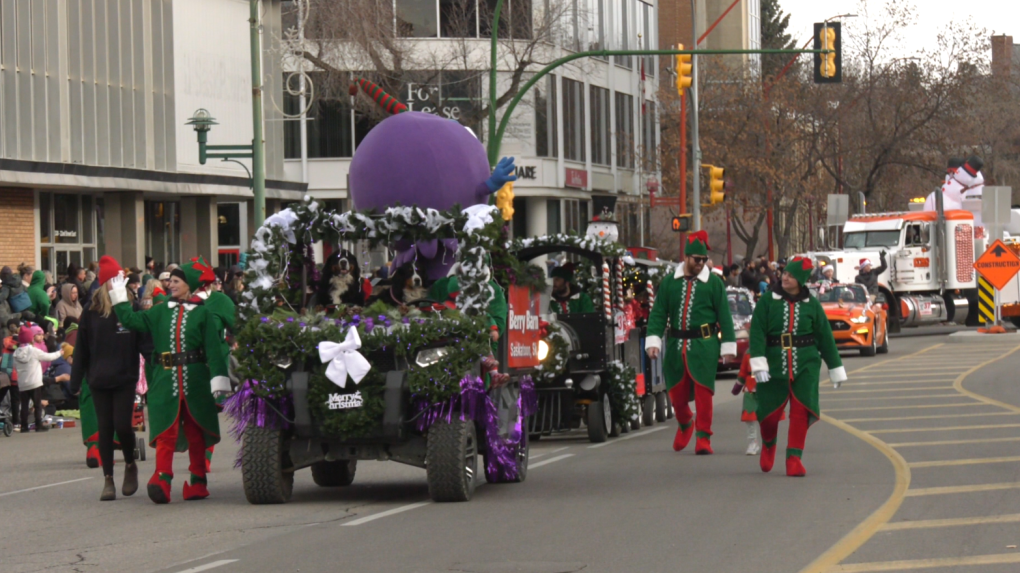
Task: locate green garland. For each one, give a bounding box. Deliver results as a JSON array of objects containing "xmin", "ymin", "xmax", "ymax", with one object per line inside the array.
[
  {"xmin": 606, "ymin": 360, "xmax": 639, "ymax": 424},
  {"xmin": 510, "ymin": 232, "xmax": 627, "ymax": 259}
]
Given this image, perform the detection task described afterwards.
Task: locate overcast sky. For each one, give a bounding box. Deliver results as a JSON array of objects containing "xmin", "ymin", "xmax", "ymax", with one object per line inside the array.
[{"xmin": 776, "ymin": 0, "xmax": 1018, "ymax": 62}]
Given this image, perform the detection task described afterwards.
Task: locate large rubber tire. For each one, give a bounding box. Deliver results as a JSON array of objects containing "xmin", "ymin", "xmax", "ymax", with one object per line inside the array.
[
  {"xmin": 426, "ymin": 419, "xmax": 478, "ymax": 502},
  {"xmin": 861, "ymin": 334, "xmax": 877, "ymax": 357},
  {"xmin": 311, "ymin": 460, "xmax": 356, "ymax": 487},
  {"xmin": 2, "ymin": 416, "xmax": 11, "ymax": 437},
  {"xmin": 877, "ymin": 329, "xmax": 890, "ymax": 354},
  {"xmin": 241, "ymin": 426, "xmax": 294, "ymax": 504},
  {"xmin": 642, "ymin": 394, "xmax": 655, "ymax": 427},
  {"xmin": 630, "ymin": 419, "xmax": 641, "ymax": 431},
  {"xmin": 586, "ymin": 398, "xmax": 610, "ymax": 443},
  {"xmin": 655, "ymin": 391, "xmax": 667, "ymax": 423}
]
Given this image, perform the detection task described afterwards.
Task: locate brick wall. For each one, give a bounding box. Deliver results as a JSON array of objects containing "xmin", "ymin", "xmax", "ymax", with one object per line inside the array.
[
  {"xmin": 992, "ymin": 35, "xmax": 1014, "ymax": 78},
  {"xmin": 658, "ymin": 0, "xmax": 694, "ymax": 75},
  {"xmin": 0, "ymin": 188, "xmax": 36, "ymax": 270}
]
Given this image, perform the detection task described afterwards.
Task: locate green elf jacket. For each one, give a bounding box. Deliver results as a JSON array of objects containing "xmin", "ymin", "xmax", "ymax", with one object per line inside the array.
[
  {"xmin": 748, "ymin": 286, "xmax": 846, "ymax": 426},
  {"xmin": 114, "ymin": 299, "xmax": 228, "ymax": 450},
  {"xmin": 548, "ymin": 284, "xmax": 595, "ymax": 315},
  {"xmin": 27, "ymin": 271, "xmax": 50, "ymax": 319},
  {"xmin": 645, "ymin": 263, "xmax": 736, "ymax": 394},
  {"xmin": 198, "ymin": 290, "xmax": 236, "ymax": 394},
  {"xmin": 428, "ymin": 276, "xmax": 507, "ymax": 353}
]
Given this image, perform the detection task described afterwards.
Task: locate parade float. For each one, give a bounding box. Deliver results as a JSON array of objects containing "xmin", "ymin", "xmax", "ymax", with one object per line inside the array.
[{"xmin": 228, "ymin": 91, "xmax": 538, "ymax": 504}]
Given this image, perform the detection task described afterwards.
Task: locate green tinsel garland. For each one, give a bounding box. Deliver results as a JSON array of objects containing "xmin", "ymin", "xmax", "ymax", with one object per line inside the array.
[
  {"xmin": 534, "ymin": 321, "xmax": 570, "ymax": 383},
  {"xmin": 606, "ymin": 360, "xmax": 639, "ymax": 424}
]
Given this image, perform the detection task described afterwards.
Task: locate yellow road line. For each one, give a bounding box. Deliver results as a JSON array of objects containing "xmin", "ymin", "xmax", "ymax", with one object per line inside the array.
[
  {"xmin": 825, "ymin": 394, "xmax": 962, "ymax": 403},
  {"xmin": 906, "ymin": 481, "xmax": 1020, "ymax": 496},
  {"xmin": 881, "ymin": 512, "xmax": 1020, "ymax": 530},
  {"xmin": 868, "ymin": 423, "xmax": 1020, "ymax": 434},
  {"xmin": 953, "ymin": 345, "xmax": 1020, "ymax": 414},
  {"xmin": 839, "ymin": 411, "xmax": 1017, "ymax": 423},
  {"xmin": 821, "ymin": 386, "xmax": 951, "ymax": 394},
  {"xmin": 826, "ymin": 402, "xmax": 984, "ymax": 412},
  {"xmin": 826, "ymin": 553, "xmax": 1020, "ymax": 572},
  {"xmin": 836, "ymin": 379, "xmax": 959, "ymax": 387},
  {"xmin": 890, "ymin": 436, "xmax": 1020, "ymax": 448},
  {"xmin": 907, "ymin": 455, "xmax": 1020, "ymax": 468}
]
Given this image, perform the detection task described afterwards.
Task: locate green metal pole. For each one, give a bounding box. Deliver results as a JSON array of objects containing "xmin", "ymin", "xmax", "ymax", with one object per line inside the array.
[
  {"xmin": 488, "ymin": 47, "xmax": 826, "ymax": 164},
  {"xmin": 486, "ymin": 0, "xmax": 504, "ymax": 166},
  {"xmin": 251, "ymin": 0, "xmax": 266, "ymax": 228}
]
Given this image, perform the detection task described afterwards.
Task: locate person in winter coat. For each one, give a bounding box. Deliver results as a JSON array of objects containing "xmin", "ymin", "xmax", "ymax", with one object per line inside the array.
[
  {"xmin": 70, "ymin": 258, "xmax": 142, "ymax": 501},
  {"xmin": 13, "ymin": 323, "xmax": 62, "ymax": 432},
  {"xmin": 854, "ymin": 251, "xmax": 888, "ymax": 295},
  {"xmin": 55, "ymin": 283, "xmax": 83, "ymax": 323},
  {"xmin": 65, "ymin": 263, "xmax": 91, "ymax": 309},
  {"xmin": 26, "ymin": 271, "xmax": 50, "ymax": 322},
  {"xmin": 1, "ymin": 266, "xmax": 30, "ymax": 323}
]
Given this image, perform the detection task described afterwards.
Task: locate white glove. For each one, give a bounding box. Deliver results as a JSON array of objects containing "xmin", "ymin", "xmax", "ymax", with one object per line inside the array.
[
  {"xmin": 829, "ymin": 366, "xmax": 847, "ymax": 390},
  {"xmin": 832, "ymin": 379, "xmax": 842, "ymax": 390},
  {"xmin": 108, "ymin": 272, "xmax": 129, "ymax": 306},
  {"xmin": 753, "ymin": 370, "xmax": 770, "ymax": 384}
]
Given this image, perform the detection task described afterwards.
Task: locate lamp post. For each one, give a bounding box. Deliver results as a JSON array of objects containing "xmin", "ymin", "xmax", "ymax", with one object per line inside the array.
[{"xmin": 187, "ymin": 108, "xmax": 256, "ymax": 187}]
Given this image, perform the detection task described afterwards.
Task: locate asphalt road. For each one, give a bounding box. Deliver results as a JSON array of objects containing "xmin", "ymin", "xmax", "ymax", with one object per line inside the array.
[{"xmin": 3, "ymin": 334, "xmax": 1019, "ymax": 573}]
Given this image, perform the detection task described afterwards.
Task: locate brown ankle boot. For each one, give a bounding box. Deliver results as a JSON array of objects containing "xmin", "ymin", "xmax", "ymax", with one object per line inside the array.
[
  {"xmin": 100, "ymin": 476, "xmax": 117, "ymax": 501},
  {"xmin": 123, "ymin": 463, "xmax": 139, "ymax": 496}
]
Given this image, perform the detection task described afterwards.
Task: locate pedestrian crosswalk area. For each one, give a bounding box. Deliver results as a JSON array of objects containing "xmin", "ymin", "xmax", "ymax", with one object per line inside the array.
[{"xmin": 808, "ymin": 340, "xmax": 1020, "ymax": 573}]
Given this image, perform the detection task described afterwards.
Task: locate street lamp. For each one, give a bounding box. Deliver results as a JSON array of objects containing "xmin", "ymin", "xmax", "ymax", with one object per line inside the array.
[
  {"xmin": 187, "ymin": 108, "xmax": 256, "ymax": 186},
  {"xmin": 185, "ymin": 109, "xmax": 219, "ymax": 164}
]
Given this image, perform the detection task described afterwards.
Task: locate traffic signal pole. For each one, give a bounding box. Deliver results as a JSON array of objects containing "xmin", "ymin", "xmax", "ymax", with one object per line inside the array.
[{"xmin": 690, "ymin": 0, "xmax": 701, "ymax": 233}]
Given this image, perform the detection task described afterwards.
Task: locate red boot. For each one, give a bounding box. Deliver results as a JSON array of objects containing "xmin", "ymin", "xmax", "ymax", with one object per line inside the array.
[
  {"xmin": 147, "ymin": 472, "xmax": 172, "ymax": 504},
  {"xmin": 673, "ymin": 422, "xmax": 694, "ymax": 452},
  {"xmin": 786, "ymin": 455, "xmax": 806, "ymax": 477},
  {"xmin": 183, "ymin": 476, "xmax": 209, "ymax": 500},
  {"xmin": 205, "ymin": 446, "xmax": 214, "ymax": 474},
  {"xmin": 694, "ymin": 437, "xmax": 713, "ymax": 455},
  {"xmin": 760, "ymin": 443, "xmax": 777, "ymax": 473},
  {"xmin": 86, "ymin": 444, "xmax": 101, "ymax": 469}
]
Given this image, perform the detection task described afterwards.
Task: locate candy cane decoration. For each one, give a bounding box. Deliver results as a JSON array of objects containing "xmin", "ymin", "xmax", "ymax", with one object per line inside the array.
[
  {"xmin": 647, "ymin": 279, "xmax": 655, "ymax": 308},
  {"xmin": 602, "ymin": 261, "xmax": 612, "ymax": 320},
  {"xmin": 615, "ymin": 258, "xmax": 625, "ymax": 311}
]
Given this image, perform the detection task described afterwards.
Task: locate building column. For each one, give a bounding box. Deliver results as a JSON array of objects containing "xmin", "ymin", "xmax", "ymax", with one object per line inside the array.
[
  {"xmin": 526, "ymin": 197, "xmax": 549, "ymax": 273},
  {"xmin": 179, "ymin": 197, "xmax": 218, "ymax": 262},
  {"xmin": 120, "ymin": 192, "xmax": 146, "ymax": 269}
]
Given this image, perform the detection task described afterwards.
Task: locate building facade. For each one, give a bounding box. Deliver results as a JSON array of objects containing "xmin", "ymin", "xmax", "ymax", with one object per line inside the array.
[
  {"xmin": 0, "ymin": 0, "xmax": 305, "ymax": 275},
  {"xmin": 284, "ymin": 0, "xmax": 661, "ymax": 250}
]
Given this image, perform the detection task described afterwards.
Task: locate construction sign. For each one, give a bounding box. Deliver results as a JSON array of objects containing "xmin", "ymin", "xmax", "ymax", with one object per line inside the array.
[{"xmin": 973, "ymin": 239, "xmax": 1020, "ymax": 291}]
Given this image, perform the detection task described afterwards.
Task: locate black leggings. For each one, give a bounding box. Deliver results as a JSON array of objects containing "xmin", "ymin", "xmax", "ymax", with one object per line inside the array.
[
  {"xmin": 90, "ymin": 385, "xmax": 136, "ymax": 476},
  {"xmin": 20, "ymin": 387, "xmax": 43, "ymax": 429}
]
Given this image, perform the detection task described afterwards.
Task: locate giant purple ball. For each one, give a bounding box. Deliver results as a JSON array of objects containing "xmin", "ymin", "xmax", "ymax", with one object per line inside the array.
[{"xmin": 349, "ymin": 112, "xmax": 490, "ymax": 212}]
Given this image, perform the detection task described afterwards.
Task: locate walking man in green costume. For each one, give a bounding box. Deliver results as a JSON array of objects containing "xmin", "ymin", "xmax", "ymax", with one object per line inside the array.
[
  {"xmin": 109, "ymin": 260, "xmax": 229, "ymax": 503},
  {"xmin": 645, "ymin": 231, "xmax": 736, "ymax": 455},
  {"xmin": 748, "ymin": 256, "xmax": 847, "ymax": 476}
]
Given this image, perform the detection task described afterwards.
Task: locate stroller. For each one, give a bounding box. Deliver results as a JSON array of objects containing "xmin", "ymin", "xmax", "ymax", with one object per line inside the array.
[{"xmin": 0, "ymin": 392, "xmax": 12, "ymax": 437}]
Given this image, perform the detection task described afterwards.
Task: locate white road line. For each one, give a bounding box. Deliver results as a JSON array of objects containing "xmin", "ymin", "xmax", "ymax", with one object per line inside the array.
[
  {"xmin": 528, "ymin": 454, "xmax": 575, "ymax": 468},
  {"xmin": 0, "ymin": 477, "xmax": 92, "ymax": 497},
  {"xmin": 174, "ymin": 560, "xmax": 239, "ymax": 573},
  {"xmin": 588, "ymin": 425, "xmax": 668, "ymax": 449},
  {"xmin": 341, "ymin": 501, "xmax": 432, "ymax": 526},
  {"xmin": 527, "ymin": 445, "xmax": 571, "ymax": 460}
]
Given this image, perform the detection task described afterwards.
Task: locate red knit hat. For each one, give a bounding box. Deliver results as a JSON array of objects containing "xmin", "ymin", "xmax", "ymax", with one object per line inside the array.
[{"xmin": 98, "ymin": 255, "xmax": 123, "ymax": 286}]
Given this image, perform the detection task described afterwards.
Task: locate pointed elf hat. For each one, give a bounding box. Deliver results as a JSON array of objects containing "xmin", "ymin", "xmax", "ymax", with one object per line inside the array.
[
  {"xmin": 351, "ymin": 78, "xmax": 408, "ymax": 115},
  {"xmin": 151, "ymin": 285, "xmax": 169, "ymax": 305},
  {"xmin": 684, "ymin": 230, "xmax": 710, "ymax": 257},
  {"xmin": 190, "ymin": 256, "xmax": 217, "ymax": 286},
  {"xmin": 785, "ymin": 256, "xmax": 814, "ymax": 286},
  {"xmin": 178, "ymin": 260, "xmax": 207, "ymax": 292}
]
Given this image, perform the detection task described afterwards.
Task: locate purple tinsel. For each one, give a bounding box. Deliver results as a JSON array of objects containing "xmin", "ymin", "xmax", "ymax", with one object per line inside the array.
[
  {"xmin": 223, "ymin": 380, "xmax": 292, "ymax": 468},
  {"xmin": 520, "ymin": 375, "xmax": 537, "ymax": 418},
  {"xmin": 411, "ymin": 375, "xmax": 486, "ymax": 433}
]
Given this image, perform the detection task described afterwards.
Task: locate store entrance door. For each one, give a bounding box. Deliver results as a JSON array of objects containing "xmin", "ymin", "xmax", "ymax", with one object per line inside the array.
[{"xmin": 54, "ymin": 249, "xmax": 84, "ymax": 279}]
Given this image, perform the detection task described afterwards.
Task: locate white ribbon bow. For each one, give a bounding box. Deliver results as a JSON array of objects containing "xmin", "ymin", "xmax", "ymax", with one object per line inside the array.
[{"xmin": 318, "ymin": 327, "xmax": 372, "ymax": 389}]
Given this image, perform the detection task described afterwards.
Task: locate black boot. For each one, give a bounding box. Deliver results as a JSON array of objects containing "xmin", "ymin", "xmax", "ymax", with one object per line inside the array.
[
  {"xmin": 100, "ymin": 476, "xmax": 117, "ymax": 501},
  {"xmin": 122, "ymin": 463, "xmax": 138, "ymax": 497}
]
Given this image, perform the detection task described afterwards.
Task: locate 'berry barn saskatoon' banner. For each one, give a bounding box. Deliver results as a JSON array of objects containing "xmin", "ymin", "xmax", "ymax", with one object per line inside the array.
[{"xmin": 507, "ymin": 286, "xmax": 542, "ymax": 368}]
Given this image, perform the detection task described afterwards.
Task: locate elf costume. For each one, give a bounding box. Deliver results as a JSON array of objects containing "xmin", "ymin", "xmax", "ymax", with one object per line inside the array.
[
  {"xmin": 427, "ymin": 274, "xmax": 508, "ymax": 386},
  {"xmin": 748, "ymin": 256, "xmax": 847, "ymax": 477},
  {"xmin": 548, "ymin": 267, "xmax": 595, "ymax": 314},
  {"xmin": 111, "ymin": 260, "xmax": 229, "ymax": 503},
  {"xmin": 645, "ymin": 231, "xmax": 736, "ymax": 454}
]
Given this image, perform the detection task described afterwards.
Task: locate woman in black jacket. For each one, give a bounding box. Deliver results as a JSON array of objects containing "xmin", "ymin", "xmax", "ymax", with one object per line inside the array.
[{"xmin": 70, "ymin": 263, "xmax": 142, "ymax": 501}]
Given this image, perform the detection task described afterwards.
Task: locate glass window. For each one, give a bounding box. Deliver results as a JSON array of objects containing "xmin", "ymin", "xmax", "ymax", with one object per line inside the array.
[
  {"xmin": 562, "ymin": 78, "xmax": 585, "ymax": 162},
  {"xmin": 441, "ymin": 0, "xmax": 478, "ymax": 38},
  {"xmin": 590, "ymin": 0, "xmax": 606, "ymax": 57},
  {"xmin": 95, "ymin": 197, "xmax": 106, "ymax": 256},
  {"xmin": 81, "ymin": 195, "xmax": 94, "ymax": 244},
  {"xmin": 84, "ymin": 247, "xmax": 96, "ymax": 266},
  {"xmin": 284, "ymin": 74, "xmax": 356, "ymax": 159},
  {"xmin": 511, "ymin": 197, "xmax": 527, "ymax": 239},
  {"xmin": 615, "ymin": 92, "xmax": 634, "ymax": 168},
  {"xmin": 511, "ymin": 0, "xmax": 532, "ymax": 39},
  {"xmin": 843, "ymin": 231, "xmax": 901, "ymax": 249},
  {"xmin": 39, "ymin": 192, "xmax": 51, "ymax": 244},
  {"xmin": 53, "ymin": 194, "xmax": 81, "ymax": 244},
  {"xmin": 547, "ymin": 199, "xmax": 561, "ymax": 234},
  {"xmin": 479, "ymin": 0, "xmax": 511, "ymax": 39},
  {"xmin": 642, "ymin": 2, "xmax": 654, "ymax": 76},
  {"xmin": 617, "ymin": 0, "xmax": 632, "ymax": 69},
  {"xmin": 397, "ymin": 0, "xmax": 439, "ymax": 38},
  {"xmin": 57, "ymin": 251, "xmax": 69, "ymax": 278},
  {"xmin": 218, "ymin": 203, "xmax": 241, "ymax": 247},
  {"xmin": 580, "ymin": 200, "xmax": 589, "ymax": 235},
  {"xmin": 642, "ymin": 100, "xmax": 656, "ymax": 171},
  {"xmin": 589, "ymin": 85, "xmax": 610, "ymax": 165},
  {"xmin": 536, "ymin": 75, "xmax": 557, "ymax": 157},
  {"xmin": 41, "ymin": 247, "xmax": 52, "ymax": 276}
]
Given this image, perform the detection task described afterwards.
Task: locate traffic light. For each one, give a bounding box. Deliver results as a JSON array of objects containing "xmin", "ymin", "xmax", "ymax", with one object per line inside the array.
[
  {"xmin": 704, "ymin": 164, "xmax": 725, "ymax": 205},
  {"xmin": 672, "ymin": 215, "xmax": 692, "ymax": 233},
  {"xmin": 675, "ymin": 45, "xmax": 692, "ymax": 94},
  {"xmin": 813, "ymin": 22, "xmax": 842, "ymax": 83}
]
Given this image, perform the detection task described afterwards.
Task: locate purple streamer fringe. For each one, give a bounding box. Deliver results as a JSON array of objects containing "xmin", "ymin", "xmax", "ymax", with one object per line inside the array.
[{"xmin": 224, "ymin": 380, "xmax": 292, "ymax": 468}]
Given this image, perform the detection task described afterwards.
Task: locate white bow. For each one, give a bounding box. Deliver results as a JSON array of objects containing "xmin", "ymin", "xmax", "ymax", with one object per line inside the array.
[{"xmin": 318, "ymin": 327, "xmax": 371, "ymax": 389}]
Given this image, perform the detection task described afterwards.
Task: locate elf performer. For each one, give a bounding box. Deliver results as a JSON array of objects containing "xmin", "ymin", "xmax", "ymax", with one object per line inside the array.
[
  {"xmin": 645, "ymin": 231, "xmax": 736, "ymax": 454},
  {"xmin": 109, "ymin": 260, "xmax": 228, "ymax": 503},
  {"xmin": 548, "ymin": 266, "xmax": 595, "ymax": 314},
  {"xmin": 190, "ymin": 256, "xmax": 237, "ymax": 472},
  {"xmin": 748, "ymin": 256, "xmax": 847, "ymax": 477}
]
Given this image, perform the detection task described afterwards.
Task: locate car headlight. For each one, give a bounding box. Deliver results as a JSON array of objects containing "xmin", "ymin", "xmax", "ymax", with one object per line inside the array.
[
  {"xmin": 851, "ymin": 316, "xmax": 868, "ymax": 324},
  {"xmin": 538, "ymin": 340, "xmax": 550, "ymax": 361},
  {"xmin": 735, "ymin": 329, "xmax": 749, "ymax": 340},
  {"xmin": 415, "ymin": 346, "xmax": 450, "ymax": 368}
]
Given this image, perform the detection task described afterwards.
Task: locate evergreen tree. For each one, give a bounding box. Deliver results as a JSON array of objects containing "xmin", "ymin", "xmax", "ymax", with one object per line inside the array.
[{"xmin": 760, "ymin": 0, "xmax": 796, "ymax": 80}]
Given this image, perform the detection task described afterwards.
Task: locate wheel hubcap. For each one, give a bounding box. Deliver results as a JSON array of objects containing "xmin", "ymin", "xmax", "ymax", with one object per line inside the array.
[{"xmin": 465, "ymin": 434, "xmax": 476, "ymax": 483}]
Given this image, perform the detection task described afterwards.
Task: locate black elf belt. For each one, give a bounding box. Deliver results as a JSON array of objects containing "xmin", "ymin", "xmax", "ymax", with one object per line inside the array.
[
  {"xmin": 669, "ymin": 324, "xmax": 719, "ymax": 339},
  {"xmin": 160, "ymin": 349, "xmax": 206, "ymax": 370},
  {"xmin": 767, "ymin": 334, "xmax": 815, "ymax": 350}
]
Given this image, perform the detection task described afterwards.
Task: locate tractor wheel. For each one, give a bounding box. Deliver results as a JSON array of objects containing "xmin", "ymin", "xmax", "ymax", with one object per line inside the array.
[
  {"xmin": 241, "ymin": 426, "xmax": 294, "ymax": 504},
  {"xmin": 426, "ymin": 419, "xmax": 478, "ymax": 502}
]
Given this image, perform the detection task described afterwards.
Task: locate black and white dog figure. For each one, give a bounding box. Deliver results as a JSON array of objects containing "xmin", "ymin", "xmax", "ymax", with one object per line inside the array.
[{"xmin": 319, "ymin": 249, "xmax": 366, "ymax": 307}]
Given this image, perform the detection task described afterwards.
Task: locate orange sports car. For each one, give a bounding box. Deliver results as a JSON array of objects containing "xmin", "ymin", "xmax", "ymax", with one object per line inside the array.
[{"xmin": 813, "ymin": 283, "xmax": 889, "ymax": 357}]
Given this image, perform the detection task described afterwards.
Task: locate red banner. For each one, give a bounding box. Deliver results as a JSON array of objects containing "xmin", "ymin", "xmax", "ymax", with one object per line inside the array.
[{"xmin": 507, "ymin": 285, "xmax": 542, "ymax": 368}]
